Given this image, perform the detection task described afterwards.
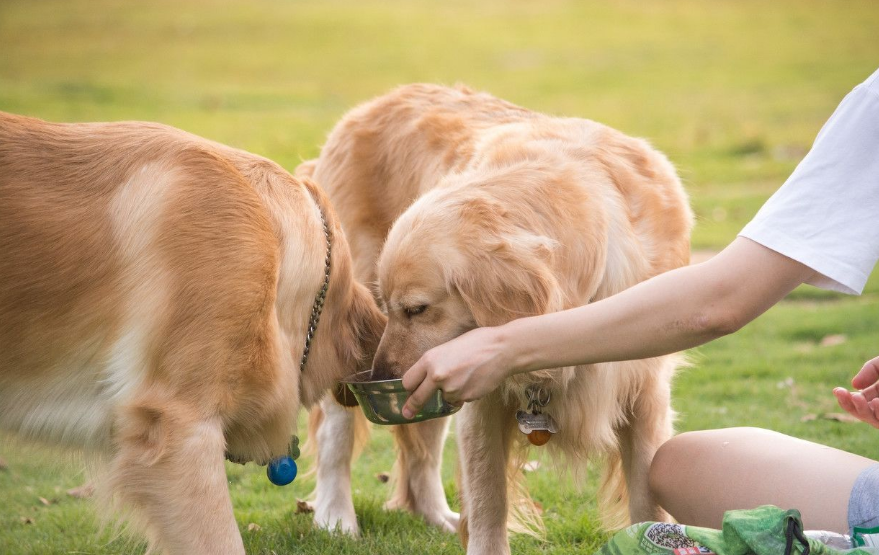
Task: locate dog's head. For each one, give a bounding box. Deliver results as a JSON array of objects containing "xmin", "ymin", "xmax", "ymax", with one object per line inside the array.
[{"xmin": 372, "ymin": 185, "xmax": 563, "ymax": 379}]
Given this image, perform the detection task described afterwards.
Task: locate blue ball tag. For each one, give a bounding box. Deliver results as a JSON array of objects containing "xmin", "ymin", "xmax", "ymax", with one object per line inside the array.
[{"xmin": 267, "ymin": 456, "xmax": 298, "ymax": 486}]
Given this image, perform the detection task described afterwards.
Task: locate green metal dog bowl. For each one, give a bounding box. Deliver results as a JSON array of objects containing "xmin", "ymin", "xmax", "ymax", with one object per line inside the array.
[{"xmin": 341, "ymin": 370, "xmax": 461, "ymax": 425}]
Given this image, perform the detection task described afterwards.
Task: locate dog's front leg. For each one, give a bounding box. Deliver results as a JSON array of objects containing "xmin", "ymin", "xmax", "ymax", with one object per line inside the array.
[
  {"xmin": 388, "ymin": 417, "xmax": 459, "ymax": 533},
  {"xmin": 110, "ymin": 408, "xmax": 244, "ymax": 555},
  {"xmin": 312, "ymin": 394, "xmax": 361, "ymax": 535},
  {"xmin": 458, "ymin": 393, "xmax": 515, "ymax": 555}
]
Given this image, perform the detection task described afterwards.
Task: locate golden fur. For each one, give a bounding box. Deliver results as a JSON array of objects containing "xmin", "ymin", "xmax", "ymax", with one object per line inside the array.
[
  {"xmin": 302, "ymin": 84, "xmax": 693, "ymax": 553},
  {"xmin": 0, "ymin": 112, "xmax": 385, "ymax": 554}
]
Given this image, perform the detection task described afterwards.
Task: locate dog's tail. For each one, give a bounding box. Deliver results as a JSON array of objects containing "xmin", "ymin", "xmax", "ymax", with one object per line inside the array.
[
  {"xmin": 300, "ymin": 404, "xmax": 323, "ymax": 481},
  {"xmin": 599, "ymin": 353, "xmax": 684, "ymax": 530},
  {"xmin": 598, "ymin": 448, "xmax": 630, "ymax": 530},
  {"xmin": 506, "ymin": 443, "xmax": 546, "ymax": 538},
  {"xmin": 385, "ymin": 422, "xmax": 443, "ymax": 513}
]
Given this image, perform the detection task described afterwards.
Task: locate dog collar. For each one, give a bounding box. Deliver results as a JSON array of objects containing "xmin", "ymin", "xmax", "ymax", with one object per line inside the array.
[{"xmin": 299, "ymin": 203, "xmax": 333, "ymax": 374}]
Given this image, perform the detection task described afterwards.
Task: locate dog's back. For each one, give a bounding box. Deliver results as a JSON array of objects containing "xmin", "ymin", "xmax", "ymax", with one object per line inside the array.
[
  {"xmin": 312, "ymin": 84, "xmax": 691, "ymax": 287},
  {"xmin": 0, "ymin": 113, "xmax": 285, "ymax": 448},
  {"xmin": 310, "ymin": 84, "xmax": 535, "ymax": 282},
  {"xmin": 0, "ymin": 112, "xmax": 386, "ymax": 553}
]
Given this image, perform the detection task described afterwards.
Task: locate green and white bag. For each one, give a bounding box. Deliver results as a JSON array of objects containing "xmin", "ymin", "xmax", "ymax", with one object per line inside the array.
[{"xmin": 595, "ymin": 506, "xmax": 879, "ymax": 555}]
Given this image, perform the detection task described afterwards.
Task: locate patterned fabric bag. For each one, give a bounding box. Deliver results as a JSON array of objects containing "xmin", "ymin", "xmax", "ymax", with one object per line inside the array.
[{"xmin": 595, "ymin": 506, "xmax": 879, "ymax": 555}]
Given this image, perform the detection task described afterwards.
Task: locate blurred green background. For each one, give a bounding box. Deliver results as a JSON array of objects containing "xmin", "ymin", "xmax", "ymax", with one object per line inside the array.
[{"xmin": 1, "ymin": 0, "xmax": 878, "ymax": 553}]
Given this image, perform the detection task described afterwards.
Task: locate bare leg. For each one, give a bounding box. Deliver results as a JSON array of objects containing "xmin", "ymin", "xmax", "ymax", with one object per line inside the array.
[
  {"xmin": 388, "ymin": 417, "xmax": 460, "ymax": 532},
  {"xmin": 458, "ymin": 393, "xmax": 516, "ymax": 555},
  {"xmin": 648, "ymin": 427, "xmax": 876, "ymax": 533},
  {"xmin": 312, "ymin": 395, "xmax": 360, "ymax": 535}
]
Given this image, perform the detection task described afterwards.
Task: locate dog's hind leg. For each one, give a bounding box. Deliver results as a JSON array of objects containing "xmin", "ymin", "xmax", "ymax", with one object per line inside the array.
[
  {"xmin": 616, "ymin": 361, "xmax": 675, "ymax": 526},
  {"xmin": 108, "ymin": 403, "xmax": 244, "ymax": 555},
  {"xmin": 388, "ymin": 418, "xmax": 459, "ymax": 533},
  {"xmin": 312, "ymin": 394, "xmax": 361, "ymax": 535}
]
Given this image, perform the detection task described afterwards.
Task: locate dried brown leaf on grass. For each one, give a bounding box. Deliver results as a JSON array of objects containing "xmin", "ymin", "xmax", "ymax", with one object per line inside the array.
[
  {"xmin": 67, "ymin": 482, "xmax": 95, "ymax": 499},
  {"xmin": 296, "ymin": 499, "xmax": 314, "ymax": 514},
  {"xmin": 801, "ymin": 412, "xmax": 861, "ymax": 423},
  {"xmin": 820, "ymin": 334, "xmax": 847, "ymax": 347}
]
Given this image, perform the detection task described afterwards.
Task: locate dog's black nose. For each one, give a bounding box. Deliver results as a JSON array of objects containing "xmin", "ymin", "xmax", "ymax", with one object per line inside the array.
[{"xmin": 370, "ymin": 354, "xmax": 397, "ymax": 381}]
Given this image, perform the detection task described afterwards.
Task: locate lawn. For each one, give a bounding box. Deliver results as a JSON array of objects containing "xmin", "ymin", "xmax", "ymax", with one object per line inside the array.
[{"xmin": 1, "ymin": 0, "xmax": 878, "ymax": 553}]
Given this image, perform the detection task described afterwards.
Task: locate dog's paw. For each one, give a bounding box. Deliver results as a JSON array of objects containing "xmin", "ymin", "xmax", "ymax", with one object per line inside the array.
[
  {"xmin": 438, "ymin": 510, "xmax": 461, "ymax": 534},
  {"xmin": 313, "ymin": 507, "xmax": 359, "ymax": 536},
  {"xmin": 384, "ymin": 495, "xmax": 459, "ymax": 533},
  {"xmin": 419, "ymin": 508, "xmax": 460, "ymax": 534}
]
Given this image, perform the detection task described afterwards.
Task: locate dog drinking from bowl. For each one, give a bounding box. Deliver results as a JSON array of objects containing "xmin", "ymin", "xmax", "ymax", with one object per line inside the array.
[
  {"xmin": 301, "ymin": 83, "xmax": 693, "ymax": 553},
  {"xmin": 0, "ymin": 112, "xmax": 386, "ymax": 554}
]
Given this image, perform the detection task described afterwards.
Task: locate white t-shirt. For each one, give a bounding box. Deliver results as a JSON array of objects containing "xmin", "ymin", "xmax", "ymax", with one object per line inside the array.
[{"xmin": 739, "ymin": 68, "xmax": 879, "ymax": 295}]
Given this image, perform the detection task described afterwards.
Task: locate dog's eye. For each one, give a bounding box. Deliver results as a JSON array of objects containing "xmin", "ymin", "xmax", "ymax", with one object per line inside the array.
[{"xmin": 403, "ymin": 305, "xmax": 428, "ymax": 317}]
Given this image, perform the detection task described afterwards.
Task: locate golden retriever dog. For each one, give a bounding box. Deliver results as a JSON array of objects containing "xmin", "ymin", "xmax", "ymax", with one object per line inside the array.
[
  {"xmin": 300, "ymin": 84, "xmax": 693, "ymax": 553},
  {"xmin": 0, "ymin": 112, "xmax": 385, "ymax": 555}
]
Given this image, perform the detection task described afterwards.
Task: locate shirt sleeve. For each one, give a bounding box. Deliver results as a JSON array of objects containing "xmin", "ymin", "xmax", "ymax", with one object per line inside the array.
[{"xmin": 738, "ymin": 68, "xmax": 879, "ymax": 295}]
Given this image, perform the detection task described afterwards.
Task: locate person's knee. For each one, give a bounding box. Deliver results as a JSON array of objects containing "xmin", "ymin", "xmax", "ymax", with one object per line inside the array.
[
  {"xmin": 649, "ymin": 428, "xmax": 772, "ymax": 500},
  {"xmin": 649, "ymin": 432, "xmax": 691, "ymax": 503},
  {"xmin": 649, "ymin": 430, "xmax": 727, "ymax": 503}
]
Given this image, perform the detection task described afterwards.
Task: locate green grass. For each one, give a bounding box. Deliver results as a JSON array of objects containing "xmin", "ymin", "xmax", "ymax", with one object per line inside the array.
[{"xmin": 2, "ymin": 0, "xmax": 879, "ymax": 553}]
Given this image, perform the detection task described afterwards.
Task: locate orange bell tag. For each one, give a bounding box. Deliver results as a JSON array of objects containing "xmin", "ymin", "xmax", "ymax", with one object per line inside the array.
[
  {"xmin": 516, "ymin": 409, "xmax": 558, "ymax": 446},
  {"xmin": 527, "ymin": 429, "xmax": 553, "ymax": 446}
]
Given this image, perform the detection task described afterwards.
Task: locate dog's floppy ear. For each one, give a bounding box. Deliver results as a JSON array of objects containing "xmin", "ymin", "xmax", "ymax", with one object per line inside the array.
[
  {"xmin": 294, "ymin": 159, "xmax": 318, "ymax": 179},
  {"xmin": 330, "ymin": 280, "xmax": 386, "ymax": 408},
  {"xmin": 452, "ymin": 227, "xmax": 564, "ymax": 328},
  {"xmin": 332, "ymin": 382, "xmax": 360, "ymax": 407}
]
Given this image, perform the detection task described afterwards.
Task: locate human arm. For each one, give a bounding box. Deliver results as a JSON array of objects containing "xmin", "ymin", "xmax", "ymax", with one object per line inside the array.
[{"xmin": 401, "ymin": 237, "xmax": 814, "ymax": 417}]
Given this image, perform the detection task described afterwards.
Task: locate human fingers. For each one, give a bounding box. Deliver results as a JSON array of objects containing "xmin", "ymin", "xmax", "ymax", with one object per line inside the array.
[
  {"xmin": 402, "ymin": 375, "xmax": 438, "ymax": 420},
  {"xmin": 860, "ymin": 382, "xmax": 879, "ymax": 403},
  {"xmin": 850, "ymin": 392, "xmax": 879, "ymax": 429},
  {"xmin": 833, "ymin": 387, "xmax": 879, "ymax": 429},
  {"xmin": 870, "ymin": 398, "xmax": 879, "ymax": 428},
  {"xmin": 852, "ymin": 356, "xmax": 879, "ymax": 390},
  {"xmin": 834, "ymin": 387, "xmax": 856, "ymax": 415},
  {"xmin": 402, "ymin": 357, "xmax": 428, "ymax": 393}
]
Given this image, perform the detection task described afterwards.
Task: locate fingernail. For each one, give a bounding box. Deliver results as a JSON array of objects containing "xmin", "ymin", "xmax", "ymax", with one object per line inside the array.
[{"xmin": 402, "ymin": 407, "xmax": 413, "ymax": 419}]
